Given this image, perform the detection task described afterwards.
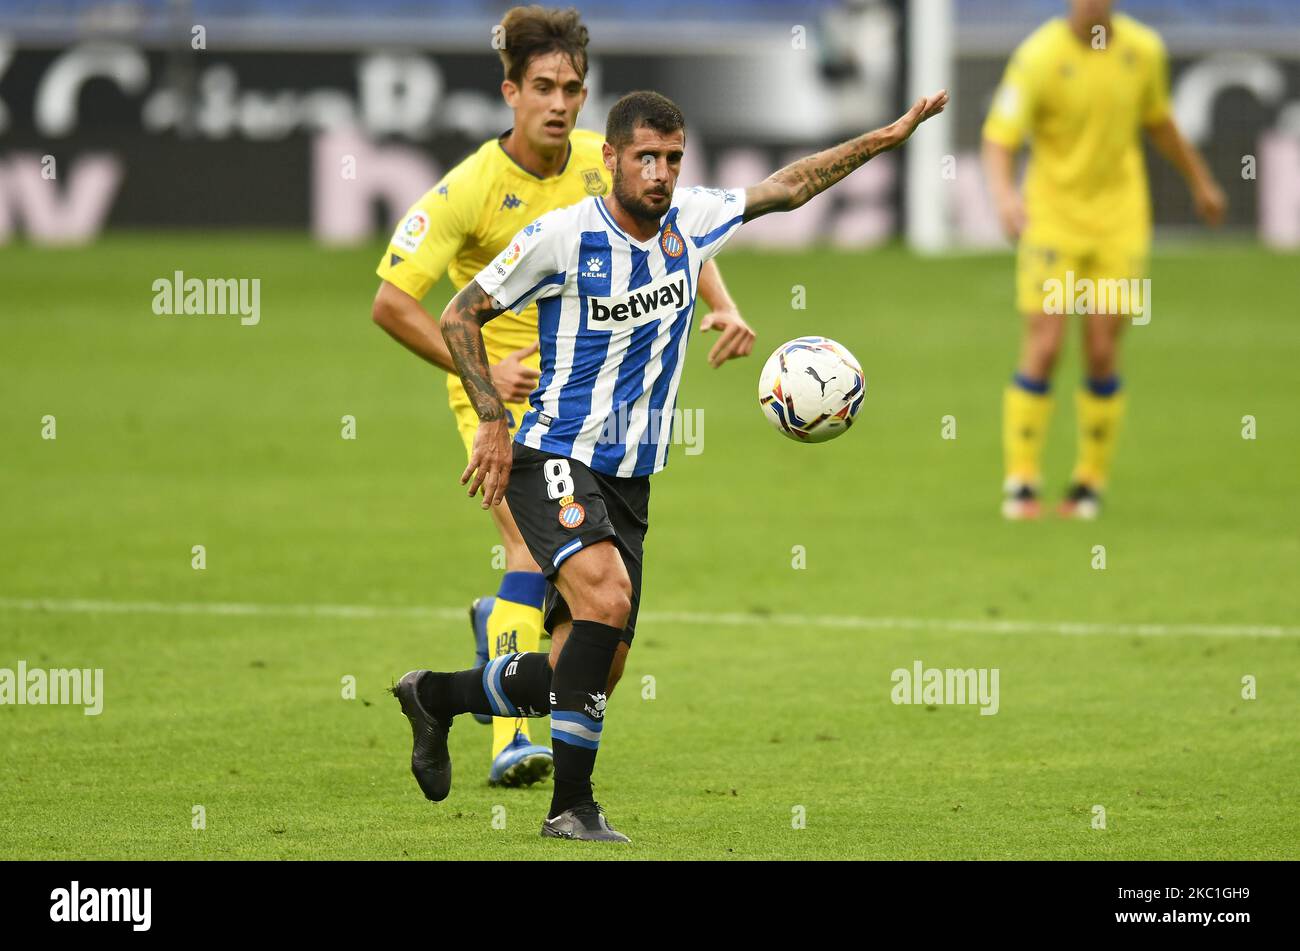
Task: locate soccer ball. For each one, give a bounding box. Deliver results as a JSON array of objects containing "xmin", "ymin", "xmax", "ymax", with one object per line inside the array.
[{"xmin": 758, "ymin": 336, "xmax": 866, "ymax": 443}]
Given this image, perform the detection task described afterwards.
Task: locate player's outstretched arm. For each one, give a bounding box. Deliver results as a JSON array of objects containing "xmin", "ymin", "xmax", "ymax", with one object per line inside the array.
[
  {"xmin": 440, "ymin": 280, "xmax": 512, "ymax": 508},
  {"xmin": 743, "ymin": 89, "xmax": 949, "ymax": 222}
]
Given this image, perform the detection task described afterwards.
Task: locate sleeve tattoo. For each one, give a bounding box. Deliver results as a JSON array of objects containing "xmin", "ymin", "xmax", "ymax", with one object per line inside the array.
[
  {"xmin": 441, "ymin": 280, "xmax": 507, "ymax": 421},
  {"xmin": 745, "ymin": 130, "xmax": 886, "ymax": 220}
]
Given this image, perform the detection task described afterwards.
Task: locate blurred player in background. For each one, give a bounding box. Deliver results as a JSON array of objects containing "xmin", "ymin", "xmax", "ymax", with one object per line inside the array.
[
  {"xmin": 982, "ymin": 0, "xmax": 1225, "ymax": 520},
  {"xmin": 371, "ymin": 5, "xmax": 754, "ymax": 787}
]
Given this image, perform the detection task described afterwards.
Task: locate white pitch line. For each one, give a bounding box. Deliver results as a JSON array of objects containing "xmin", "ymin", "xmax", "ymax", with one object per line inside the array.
[
  {"xmin": 0, "ymin": 597, "xmax": 463, "ymax": 622},
  {"xmin": 645, "ymin": 610, "xmax": 1299, "ymax": 638},
  {"xmin": 0, "ymin": 596, "xmax": 1295, "ymax": 639}
]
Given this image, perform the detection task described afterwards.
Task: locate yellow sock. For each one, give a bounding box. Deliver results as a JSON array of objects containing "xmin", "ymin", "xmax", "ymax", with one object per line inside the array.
[
  {"xmin": 487, "ymin": 572, "xmax": 547, "ymax": 760},
  {"xmin": 1003, "ymin": 377, "xmax": 1055, "ymax": 486},
  {"xmin": 1072, "ymin": 381, "xmax": 1127, "ymax": 489}
]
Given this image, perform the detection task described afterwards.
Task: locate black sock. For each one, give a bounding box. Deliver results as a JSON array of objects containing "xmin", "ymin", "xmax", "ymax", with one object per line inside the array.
[
  {"xmin": 417, "ymin": 652, "xmax": 552, "ymax": 719},
  {"xmin": 548, "ymin": 620, "xmax": 620, "ymax": 818},
  {"xmin": 498, "ymin": 651, "xmax": 552, "ymax": 717}
]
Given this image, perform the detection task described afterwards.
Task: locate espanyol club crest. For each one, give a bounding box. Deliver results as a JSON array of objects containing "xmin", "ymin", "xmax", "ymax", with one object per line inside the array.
[
  {"xmin": 660, "ymin": 226, "xmax": 684, "ymax": 259},
  {"xmin": 558, "ymin": 494, "xmax": 585, "ymax": 529}
]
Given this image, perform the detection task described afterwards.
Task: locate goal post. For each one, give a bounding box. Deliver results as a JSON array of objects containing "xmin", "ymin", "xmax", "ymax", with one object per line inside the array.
[{"xmin": 904, "ymin": 0, "xmax": 955, "ymax": 253}]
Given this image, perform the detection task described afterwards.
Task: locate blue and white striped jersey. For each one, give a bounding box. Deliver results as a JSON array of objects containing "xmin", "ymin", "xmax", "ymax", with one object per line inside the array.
[{"xmin": 474, "ymin": 186, "xmax": 746, "ymax": 477}]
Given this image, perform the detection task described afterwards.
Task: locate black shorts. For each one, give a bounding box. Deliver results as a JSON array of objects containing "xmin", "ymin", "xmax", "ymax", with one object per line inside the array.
[{"xmin": 506, "ymin": 443, "xmax": 650, "ymax": 644}]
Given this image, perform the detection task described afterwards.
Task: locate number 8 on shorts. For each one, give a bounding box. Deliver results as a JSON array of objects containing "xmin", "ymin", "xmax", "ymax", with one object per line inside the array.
[{"xmin": 544, "ymin": 458, "xmax": 574, "ymax": 500}]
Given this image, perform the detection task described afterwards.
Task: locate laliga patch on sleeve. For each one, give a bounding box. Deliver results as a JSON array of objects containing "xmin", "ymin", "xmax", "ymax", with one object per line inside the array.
[
  {"xmin": 491, "ymin": 235, "xmax": 528, "ymax": 276},
  {"xmin": 392, "ymin": 210, "xmax": 430, "ymax": 254}
]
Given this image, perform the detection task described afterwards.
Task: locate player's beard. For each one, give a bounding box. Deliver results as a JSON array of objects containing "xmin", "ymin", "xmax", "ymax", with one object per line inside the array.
[{"xmin": 612, "ymin": 166, "xmax": 671, "ymax": 224}]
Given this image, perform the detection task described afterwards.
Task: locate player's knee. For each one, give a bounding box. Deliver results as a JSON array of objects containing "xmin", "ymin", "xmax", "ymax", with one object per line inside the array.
[
  {"xmin": 589, "ymin": 587, "xmax": 631, "ymax": 628},
  {"xmin": 575, "ymin": 573, "xmax": 630, "ymax": 628},
  {"xmin": 565, "ymin": 551, "xmax": 632, "ymax": 627},
  {"xmin": 611, "ymin": 574, "xmax": 634, "ymax": 624}
]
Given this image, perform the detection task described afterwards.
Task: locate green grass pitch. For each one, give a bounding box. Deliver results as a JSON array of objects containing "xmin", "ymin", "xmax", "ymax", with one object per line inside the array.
[{"xmin": 1, "ymin": 236, "xmax": 1297, "ymax": 859}]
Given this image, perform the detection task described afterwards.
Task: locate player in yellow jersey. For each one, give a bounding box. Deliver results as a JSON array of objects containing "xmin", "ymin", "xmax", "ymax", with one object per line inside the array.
[
  {"xmin": 371, "ymin": 6, "xmax": 754, "ymax": 787},
  {"xmin": 982, "ymin": 0, "xmax": 1225, "ymax": 519}
]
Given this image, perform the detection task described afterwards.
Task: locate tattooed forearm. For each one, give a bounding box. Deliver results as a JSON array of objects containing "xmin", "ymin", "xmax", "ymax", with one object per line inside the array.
[
  {"xmin": 757, "ymin": 129, "xmax": 886, "ymax": 218},
  {"xmin": 743, "ymin": 90, "xmax": 946, "ymax": 222},
  {"xmin": 743, "ymin": 112, "xmax": 919, "ymax": 221},
  {"xmin": 440, "ymin": 281, "xmax": 507, "ymax": 421},
  {"xmin": 444, "ymin": 322, "xmax": 503, "ymax": 421}
]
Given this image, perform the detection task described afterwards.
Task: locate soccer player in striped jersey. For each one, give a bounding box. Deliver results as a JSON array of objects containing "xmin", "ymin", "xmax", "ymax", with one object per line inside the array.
[
  {"xmin": 372, "ymin": 7, "xmax": 754, "ymax": 790},
  {"xmin": 982, "ymin": 0, "xmax": 1225, "ymax": 519},
  {"xmin": 393, "ymin": 87, "xmax": 948, "ymax": 841}
]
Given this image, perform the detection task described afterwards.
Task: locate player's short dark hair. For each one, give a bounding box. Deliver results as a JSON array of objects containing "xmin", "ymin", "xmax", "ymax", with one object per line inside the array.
[
  {"xmin": 605, "ymin": 91, "xmax": 686, "ymax": 151},
  {"xmin": 497, "ymin": 6, "xmax": 590, "ymax": 86}
]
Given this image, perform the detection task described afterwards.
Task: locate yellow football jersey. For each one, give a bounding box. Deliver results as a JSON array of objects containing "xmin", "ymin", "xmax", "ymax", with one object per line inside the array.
[
  {"xmin": 376, "ymin": 128, "xmax": 611, "ymax": 360},
  {"xmin": 982, "ymin": 13, "xmax": 1171, "ymax": 245}
]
